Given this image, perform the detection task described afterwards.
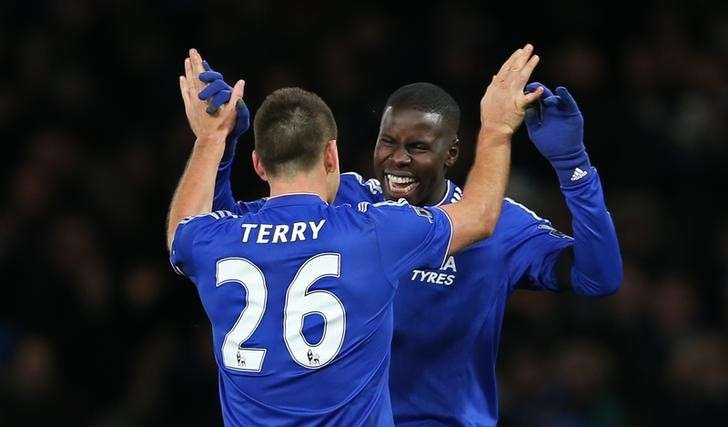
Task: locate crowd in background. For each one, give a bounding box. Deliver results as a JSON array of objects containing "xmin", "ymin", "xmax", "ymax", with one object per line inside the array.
[{"xmin": 1, "ymin": 1, "xmax": 727, "ymax": 425}]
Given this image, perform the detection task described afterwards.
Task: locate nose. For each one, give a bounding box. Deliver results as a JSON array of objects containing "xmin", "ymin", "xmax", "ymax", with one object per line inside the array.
[{"xmin": 391, "ymin": 145, "xmax": 411, "ymax": 166}]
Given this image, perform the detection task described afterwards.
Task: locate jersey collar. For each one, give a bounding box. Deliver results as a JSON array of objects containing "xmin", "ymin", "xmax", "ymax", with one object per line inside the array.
[
  {"xmin": 433, "ymin": 180, "xmax": 462, "ymax": 207},
  {"xmin": 261, "ymin": 193, "xmax": 328, "ymax": 209}
]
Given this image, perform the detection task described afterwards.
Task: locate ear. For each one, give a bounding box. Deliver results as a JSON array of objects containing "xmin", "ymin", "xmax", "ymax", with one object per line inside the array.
[
  {"xmin": 444, "ymin": 137, "xmax": 460, "ymax": 169},
  {"xmin": 252, "ymin": 151, "xmax": 268, "ymax": 182},
  {"xmin": 323, "ymin": 140, "xmax": 339, "ymax": 174}
]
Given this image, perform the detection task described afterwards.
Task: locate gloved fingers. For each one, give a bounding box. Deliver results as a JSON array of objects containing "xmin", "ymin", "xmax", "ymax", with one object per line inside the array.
[
  {"xmin": 235, "ymin": 99, "xmax": 251, "ymax": 133},
  {"xmin": 235, "ymin": 99, "xmax": 248, "ymax": 112},
  {"xmin": 554, "ymin": 86, "xmax": 579, "ymax": 113},
  {"xmin": 210, "ymin": 90, "xmax": 232, "ymax": 112},
  {"xmin": 543, "ymin": 95, "xmax": 561, "ymax": 108},
  {"xmin": 525, "ymin": 104, "xmax": 541, "ymax": 128},
  {"xmin": 198, "ymin": 79, "xmax": 230, "ymax": 101},
  {"xmin": 526, "ymin": 81, "xmax": 554, "ymax": 99},
  {"xmin": 199, "ymin": 70, "xmax": 224, "ymax": 83}
]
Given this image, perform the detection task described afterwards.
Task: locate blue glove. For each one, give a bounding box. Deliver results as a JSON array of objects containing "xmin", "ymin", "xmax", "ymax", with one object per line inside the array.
[
  {"xmin": 525, "ymin": 82, "xmax": 591, "ymax": 187},
  {"xmin": 198, "ymin": 60, "xmax": 250, "ymax": 162}
]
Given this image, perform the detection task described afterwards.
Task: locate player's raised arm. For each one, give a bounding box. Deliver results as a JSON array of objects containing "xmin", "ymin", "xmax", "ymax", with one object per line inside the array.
[
  {"xmin": 197, "ymin": 61, "xmax": 252, "ymax": 213},
  {"xmin": 166, "ymin": 48, "xmax": 245, "ymax": 250},
  {"xmin": 523, "ymin": 82, "xmax": 623, "ymax": 295},
  {"xmin": 439, "ymin": 44, "xmax": 543, "ymax": 254}
]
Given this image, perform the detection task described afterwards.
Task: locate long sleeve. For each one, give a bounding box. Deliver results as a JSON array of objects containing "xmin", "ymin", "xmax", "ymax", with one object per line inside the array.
[
  {"xmin": 498, "ymin": 168, "xmax": 622, "ymax": 297},
  {"xmin": 212, "ymin": 157, "xmax": 237, "ymax": 212},
  {"xmin": 561, "ymin": 167, "xmax": 623, "ymax": 296},
  {"xmin": 212, "ymin": 152, "xmax": 265, "ymax": 216}
]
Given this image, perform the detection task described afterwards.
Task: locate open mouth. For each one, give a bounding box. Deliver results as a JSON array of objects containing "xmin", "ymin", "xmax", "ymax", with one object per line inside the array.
[{"xmin": 385, "ymin": 173, "xmax": 419, "ymax": 199}]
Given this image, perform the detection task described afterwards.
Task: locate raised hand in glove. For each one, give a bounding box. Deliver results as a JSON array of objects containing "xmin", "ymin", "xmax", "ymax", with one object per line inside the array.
[
  {"xmin": 524, "ymin": 82, "xmax": 591, "ymax": 186},
  {"xmin": 198, "ymin": 60, "xmax": 251, "ymax": 162}
]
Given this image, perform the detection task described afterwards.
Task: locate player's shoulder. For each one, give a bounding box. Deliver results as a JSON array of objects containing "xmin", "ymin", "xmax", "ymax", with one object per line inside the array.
[
  {"xmin": 355, "ymin": 199, "xmax": 444, "ymax": 227},
  {"xmin": 500, "ymin": 197, "xmax": 551, "ymax": 224},
  {"xmin": 179, "ymin": 209, "xmax": 241, "ymax": 225},
  {"xmin": 340, "ymin": 172, "xmax": 382, "ymax": 196},
  {"xmin": 171, "ymin": 210, "xmax": 243, "ymax": 261},
  {"xmin": 449, "ymin": 198, "xmax": 549, "ymax": 254},
  {"xmin": 329, "ymin": 198, "xmax": 408, "ymax": 222},
  {"xmin": 176, "ymin": 210, "xmax": 248, "ymax": 240},
  {"xmin": 235, "ymin": 198, "xmax": 266, "ymax": 214},
  {"xmin": 488, "ymin": 197, "xmax": 554, "ymax": 241}
]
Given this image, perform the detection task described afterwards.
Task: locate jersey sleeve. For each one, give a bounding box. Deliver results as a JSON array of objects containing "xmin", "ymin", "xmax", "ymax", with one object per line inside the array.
[
  {"xmin": 334, "ymin": 172, "xmax": 384, "ymax": 206},
  {"xmin": 560, "ymin": 168, "xmax": 623, "ymax": 296},
  {"xmin": 169, "ymin": 210, "xmax": 238, "ymax": 278},
  {"xmin": 495, "ymin": 198, "xmax": 574, "ymax": 293},
  {"xmin": 361, "ymin": 200, "xmax": 453, "ymax": 285},
  {"xmin": 212, "ymin": 156, "xmax": 266, "ymax": 215},
  {"xmin": 498, "ymin": 168, "xmax": 622, "ymax": 296},
  {"xmin": 213, "ymin": 158, "xmax": 238, "ymax": 212}
]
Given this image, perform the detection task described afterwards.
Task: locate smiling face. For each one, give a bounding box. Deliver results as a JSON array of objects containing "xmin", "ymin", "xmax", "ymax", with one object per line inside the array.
[{"xmin": 373, "ymin": 106, "xmax": 459, "ymax": 206}]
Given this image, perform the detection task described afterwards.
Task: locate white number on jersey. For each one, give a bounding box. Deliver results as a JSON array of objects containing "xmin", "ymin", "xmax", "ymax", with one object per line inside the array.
[
  {"xmin": 284, "ymin": 253, "xmax": 345, "ymax": 368},
  {"xmin": 216, "ymin": 253, "xmax": 346, "ymax": 372}
]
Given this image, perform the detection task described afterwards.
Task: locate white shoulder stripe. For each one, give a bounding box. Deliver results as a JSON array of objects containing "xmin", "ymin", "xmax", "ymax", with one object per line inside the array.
[
  {"xmin": 366, "ymin": 179, "xmax": 382, "ymax": 194},
  {"xmin": 179, "ymin": 210, "xmax": 237, "ymax": 224},
  {"xmin": 504, "ymin": 197, "xmax": 551, "ymax": 224},
  {"xmin": 342, "ymin": 171, "xmax": 364, "ymax": 182},
  {"xmin": 373, "ymin": 198, "xmax": 409, "ymax": 207},
  {"xmin": 216, "ymin": 210, "xmax": 238, "ymax": 218},
  {"xmin": 342, "ymin": 171, "xmax": 382, "ymax": 195}
]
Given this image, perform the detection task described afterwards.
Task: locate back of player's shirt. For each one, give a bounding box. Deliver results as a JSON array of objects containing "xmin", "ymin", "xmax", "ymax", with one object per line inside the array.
[{"xmin": 170, "ymin": 194, "xmax": 452, "ymax": 426}]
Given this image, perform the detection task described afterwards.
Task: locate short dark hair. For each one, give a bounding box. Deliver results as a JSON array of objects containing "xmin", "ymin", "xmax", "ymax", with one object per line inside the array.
[
  {"xmin": 253, "ymin": 87, "xmax": 337, "ymax": 177},
  {"xmin": 385, "ymin": 82, "xmax": 460, "ymax": 133}
]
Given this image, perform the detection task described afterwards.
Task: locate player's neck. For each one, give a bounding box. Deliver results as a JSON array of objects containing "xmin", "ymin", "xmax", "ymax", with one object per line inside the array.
[
  {"xmin": 422, "ymin": 179, "xmax": 449, "ymax": 206},
  {"xmin": 268, "ymin": 171, "xmax": 331, "ymax": 203}
]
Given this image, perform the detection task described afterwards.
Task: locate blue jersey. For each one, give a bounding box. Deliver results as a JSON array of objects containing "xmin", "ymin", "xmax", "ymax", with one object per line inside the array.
[
  {"xmin": 333, "ymin": 174, "xmax": 574, "ymax": 426},
  {"xmin": 170, "ymin": 193, "xmax": 453, "ymax": 426},
  {"xmin": 216, "ymin": 171, "xmax": 621, "ymax": 427},
  {"xmin": 335, "ymin": 172, "xmax": 621, "ymax": 427}
]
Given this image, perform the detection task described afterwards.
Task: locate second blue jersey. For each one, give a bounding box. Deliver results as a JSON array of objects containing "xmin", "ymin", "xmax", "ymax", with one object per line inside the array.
[{"xmin": 335, "ymin": 173, "xmax": 574, "ymax": 426}]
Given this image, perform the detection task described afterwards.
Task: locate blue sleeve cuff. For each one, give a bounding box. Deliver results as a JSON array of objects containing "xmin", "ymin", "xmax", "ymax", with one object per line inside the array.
[{"xmin": 551, "ymin": 149, "xmax": 592, "ymax": 187}]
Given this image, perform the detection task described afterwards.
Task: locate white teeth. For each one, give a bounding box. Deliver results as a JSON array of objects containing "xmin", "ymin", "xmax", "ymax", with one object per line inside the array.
[
  {"xmin": 386, "ymin": 174, "xmax": 418, "ymax": 195},
  {"xmin": 393, "ymin": 183, "xmax": 417, "ymax": 193},
  {"xmin": 387, "ymin": 174, "xmax": 415, "ymax": 185}
]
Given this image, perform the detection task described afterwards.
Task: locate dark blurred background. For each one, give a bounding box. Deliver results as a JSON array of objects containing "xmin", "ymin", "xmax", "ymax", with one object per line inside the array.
[{"xmin": 1, "ymin": 1, "xmax": 727, "ymax": 425}]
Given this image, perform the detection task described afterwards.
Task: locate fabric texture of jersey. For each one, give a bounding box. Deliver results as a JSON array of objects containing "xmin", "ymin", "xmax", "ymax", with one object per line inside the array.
[{"xmin": 170, "ymin": 194, "xmax": 452, "ymax": 426}]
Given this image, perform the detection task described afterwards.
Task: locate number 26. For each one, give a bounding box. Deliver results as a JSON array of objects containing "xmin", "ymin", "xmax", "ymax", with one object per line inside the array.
[{"xmin": 216, "ymin": 253, "xmax": 346, "ymax": 372}]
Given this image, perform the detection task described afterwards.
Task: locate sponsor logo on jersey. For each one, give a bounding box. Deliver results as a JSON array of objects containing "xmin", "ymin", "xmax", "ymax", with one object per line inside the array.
[{"xmin": 410, "ymin": 256, "xmax": 457, "ymax": 286}]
